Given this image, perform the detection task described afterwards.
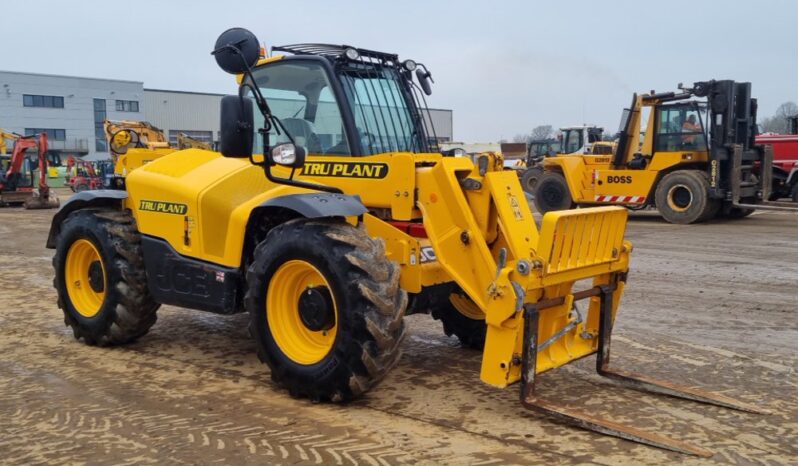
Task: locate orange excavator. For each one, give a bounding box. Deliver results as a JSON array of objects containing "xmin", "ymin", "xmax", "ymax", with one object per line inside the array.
[{"xmin": 0, "ymin": 132, "xmax": 59, "ymax": 209}]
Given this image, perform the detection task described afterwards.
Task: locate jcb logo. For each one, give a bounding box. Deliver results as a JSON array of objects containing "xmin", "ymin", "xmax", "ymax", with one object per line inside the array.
[{"xmin": 607, "ymin": 176, "xmax": 632, "ymax": 184}]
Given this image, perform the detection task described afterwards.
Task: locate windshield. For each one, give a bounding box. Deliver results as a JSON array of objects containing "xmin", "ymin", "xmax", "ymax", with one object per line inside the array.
[
  {"xmin": 338, "ymin": 63, "xmax": 431, "ymax": 155},
  {"xmin": 250, "ymin": 61, "xmax": 351, "ymax": 155}
]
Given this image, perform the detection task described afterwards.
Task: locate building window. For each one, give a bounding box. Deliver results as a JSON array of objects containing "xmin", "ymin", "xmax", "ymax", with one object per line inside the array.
[
  {"xmin": 168, "ymin": 130, "xmax": 213, "ymax": 145},
  {"xmin": 115, "ymin": 100, "xmax": 139, "ymax": 112},
  {"xmin": 23, "ymin": 94, "xmax": 64, "ymax": 108},
  {"xmin": 24, "ymin": 128, "xmax": 66, "ymax": 141},
  {"xmin": 94, "ymin": 99, "xmax": 107, "ymax": 152}
]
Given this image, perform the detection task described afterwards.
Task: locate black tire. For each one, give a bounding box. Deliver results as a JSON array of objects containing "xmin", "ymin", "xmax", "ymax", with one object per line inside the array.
[
  {"xmin": 533, "ymin": 171, "xmax": 574, "ymax": 213},
  {"xmin": 430, "ymin": 290, "xmax": 486, "ymax": 350},
  {"xmin": 75, "ymin": 183, "xmax": 89, "ymax": 193},
  {"xmin": 246, "ymin": 219, "xmax": 407, "ymax": 403},
  {"xmin": 721, "ymin": 205, "xmax": 755, "ymax": 219},
  {"xmin": 792, "ymin": 182, "xmax": 798, "ymax": 202},
  {"xmin": 519, "ymin": 167, "xmax": 543, "ymax": 195},
  {"xmin": 53, "ymin": 209, "xmax": 159, "ymax": 346},
  {"xmin": 655, "ymin": 170, "xmax": 717, "ymax": 224}
]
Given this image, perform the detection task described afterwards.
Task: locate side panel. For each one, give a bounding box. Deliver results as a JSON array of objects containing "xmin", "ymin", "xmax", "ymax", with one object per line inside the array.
[
  {"xmin": 126, "ymin": 149, "xmax": 419, "ymax": 268},
  {"xmin": 593, "ymin": 169, "xmax": 657, "ymax": 202},
  {"xmin": 141, "ymin": 236, "xmax": 241, "ymax": 314},
  {"xmin": 125, "ymin": 149, "xmax": 248, "ymax": 263},
  {"xmin": 297, "ymin": 152, "xmax": 417, "ymax": 220},
  {"xmin": 542, "ymin": 156, "xmax": 591, "ymax": 201},
  {"xmin": 362, "ymin": 214, "xmax": 449, "ymax": 294}
]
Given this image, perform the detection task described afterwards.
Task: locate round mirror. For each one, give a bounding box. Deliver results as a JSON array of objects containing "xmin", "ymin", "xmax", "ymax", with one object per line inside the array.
[{"xmin": 213, "ymin": 28, "xmax": 260, "ymax": 74}]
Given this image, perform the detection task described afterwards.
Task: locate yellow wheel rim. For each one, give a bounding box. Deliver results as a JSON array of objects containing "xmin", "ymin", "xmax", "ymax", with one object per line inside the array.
[
  {"xmin": 266, "ymin": 260, "xmax": 338, "ymax": 365},
  {"xmin": 449, "ymin": 293, "xmax": 485, "ymax": 320},
  {"xmin": 65, "ymin": 238, "xmax": 106, "ymax": 318},
  {"xmin": 667, "ymin": 184, "xmax": 693, "ymax": 213}
]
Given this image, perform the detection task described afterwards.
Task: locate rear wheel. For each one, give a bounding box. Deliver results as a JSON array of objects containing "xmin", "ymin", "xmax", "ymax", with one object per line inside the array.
[
  {"xmin": 246, "ymin": 219, "xmax": 407, "ymax": 402},
  {"xmin": 534, "ymin": 171, "xmax": 575, "ymax": 213},
  {"xmin": 655, "ymin": 170, "xmax": 717, "ymax": 224},
  {"xmin": 431, "ymin": 290, "xmax": 486, "ymax": 350},
  {"xmin": 519, "ymin": 167, "xmax": 543, "ymax": 195},
  {"xmin": 53, "ymin": 209, "xmax": 159, "ymax": 346}
]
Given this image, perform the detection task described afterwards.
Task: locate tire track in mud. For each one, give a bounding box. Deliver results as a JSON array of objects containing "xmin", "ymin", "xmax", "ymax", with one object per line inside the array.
[
  {"xmin": 0, "ymin": 325, "xmax": 537, "ymax": 465},
  {"xmin": 374, "ymin": 319, "xmax": 798, "ymax": 465}
]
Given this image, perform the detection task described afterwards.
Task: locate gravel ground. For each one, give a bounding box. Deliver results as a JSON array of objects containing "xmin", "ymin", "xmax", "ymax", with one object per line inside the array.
[{"xmin": 1, "ymin": 189, "xmax": 796, "ymax": 465}]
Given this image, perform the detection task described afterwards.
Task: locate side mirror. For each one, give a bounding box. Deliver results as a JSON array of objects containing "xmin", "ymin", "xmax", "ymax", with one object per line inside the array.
[
  {"xmin": 220, "ymin": 95, "xmax": 254, "ymax": 158},
  {"xmin": 213, "ymin": 28, "xmax": 261, "ymax": 74},
  {"xmin": 415, "ymin": 68, "xmax": 433, "ymax": 96},
  {"xmin": 270, "ymin": 143, "xmax": 306, "ymax": 168}
]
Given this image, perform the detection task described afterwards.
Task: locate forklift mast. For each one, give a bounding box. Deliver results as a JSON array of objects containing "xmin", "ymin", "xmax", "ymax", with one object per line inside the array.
[{"xmin": 691, "ymin": 80, "xmax": 760, "ymax": 199}]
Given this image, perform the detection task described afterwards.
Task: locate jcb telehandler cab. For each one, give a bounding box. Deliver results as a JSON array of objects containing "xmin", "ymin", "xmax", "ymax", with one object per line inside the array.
[
  {"xmin": 535, "ymin": 81, "xmax": 798, "ymax": 223},
  {"xmin": 47, "ymin": 28, "xmax": 767, "ymax": 456}
]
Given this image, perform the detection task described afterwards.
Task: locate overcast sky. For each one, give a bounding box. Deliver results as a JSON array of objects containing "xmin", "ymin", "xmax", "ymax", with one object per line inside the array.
[{"xmin": 2, "ymin": 0, "xmax": 796, "ymax": 142}]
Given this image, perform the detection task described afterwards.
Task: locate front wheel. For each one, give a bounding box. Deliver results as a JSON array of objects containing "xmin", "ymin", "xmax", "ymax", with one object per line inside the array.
[
  {"xmin": 655, "ymin": 170, "xmax": 717, "ymax": 224},
  {"xmin": 720, "ymin": 205, "xmax": 755, "ymax": 219},
  {"xmin": 246, "ymin": 219, "xmax": 407, "ymax": 402},
  {"xmin": 431, "ymin": 290, "xmax": 486, "ymax": 349},
  {"xmin": 533, "ymin": 171, "xmax": 575, "ymax": 213}
]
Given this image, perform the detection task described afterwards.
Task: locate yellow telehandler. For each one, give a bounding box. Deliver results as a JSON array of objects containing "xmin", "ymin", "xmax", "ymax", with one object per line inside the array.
[{"xmin": 46, "ymin": 28, "xmax": 767, "ymax": 456}]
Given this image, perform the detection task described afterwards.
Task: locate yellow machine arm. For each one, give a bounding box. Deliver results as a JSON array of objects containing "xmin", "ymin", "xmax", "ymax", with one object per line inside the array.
[
  {"xmin": 104, "ymin": 119, "xmax": 170, "ymax": 157},
  {"xmin": 0, "ymin": 129, "xmax": 20, "ymax": 156},
  {"xmin": 612, "ymin": 94, "xmax": 645, "ymax": 167},
  {"xmin": 177, "ymin": 133, "xmax": 212, "ymax": 150}
]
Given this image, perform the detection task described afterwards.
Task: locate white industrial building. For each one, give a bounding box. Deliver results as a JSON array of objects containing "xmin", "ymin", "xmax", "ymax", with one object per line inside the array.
[{"xmin": 0, "ymin": 70, "xmax": 453, "ymax": 161}]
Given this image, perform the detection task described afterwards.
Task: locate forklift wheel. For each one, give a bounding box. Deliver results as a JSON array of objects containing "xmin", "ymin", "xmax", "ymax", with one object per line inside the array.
[
  {"xmin": 246, "ymin": 219, "xmax": 407, "ymax": 402},
  {"xmin": 655, "ymin": 170, "xmax": 717, "ymax": 224},
  {"xmin": 520, "ymin": 168, "xmax": 543, "ymax": 195},
  {"xmin": 533, "ymin": 171, "xmax": 574, "ymax": 213},
  {"xmin": 721, "ymin": 206, "xmax": 755, "ymax": 219}
]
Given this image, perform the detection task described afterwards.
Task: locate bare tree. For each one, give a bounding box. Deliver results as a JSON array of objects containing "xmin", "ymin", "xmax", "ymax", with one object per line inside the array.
[
  {"xmin": 760, "ymin": 101, "xmax": 798, "ymax": 134},
  {"xmin": 509, "ymin": 125, "xmax": 555, "ymax": 143},
  {"xmin": 530, "ymin": 125, "xmax": 554, "ymax": 140}
]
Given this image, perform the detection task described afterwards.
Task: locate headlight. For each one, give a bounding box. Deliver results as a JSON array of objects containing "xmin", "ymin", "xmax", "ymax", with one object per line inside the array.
[
  {"xmin": 271, "ymin": 143, "xmax": 297, "ymax": 165},
  {"xmin": 344, "ymin": 48, "xmax": 360, "ymax": 60},
  {"xmin": 402, "ymin": 59, "xmax": 417, "ymax": 72}
]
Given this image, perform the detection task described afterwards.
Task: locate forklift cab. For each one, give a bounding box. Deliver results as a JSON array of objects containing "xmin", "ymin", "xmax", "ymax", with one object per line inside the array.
[
  {"xmin": 653, "ymin": 102, "xmax": 708, "ymax": 152},
  {"xmin": 560, "ymin": 126, "xmax": 604, "ymax": 155}
]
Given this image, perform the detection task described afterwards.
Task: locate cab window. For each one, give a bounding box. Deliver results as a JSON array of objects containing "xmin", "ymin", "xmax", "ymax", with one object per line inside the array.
[
  {"xmin": 250, "ymin": 61, "xmax": 351, "ymax": 155},
  {"xmin": 655, "ymin": 104, "xmax": 707, "ymax": 152},
  {"xmin": 563, "ymin": 130, "xmax": 583, "ymax": 153}
]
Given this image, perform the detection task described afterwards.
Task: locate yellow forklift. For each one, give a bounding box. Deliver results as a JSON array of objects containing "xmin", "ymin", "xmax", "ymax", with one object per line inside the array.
[{"xmin": 534, "ymin": 81, "xmax": 798, "ymax": 223}]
